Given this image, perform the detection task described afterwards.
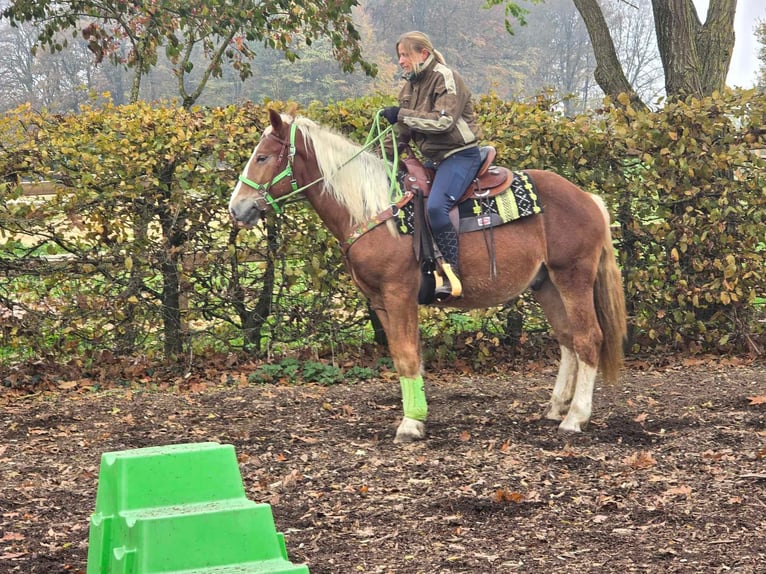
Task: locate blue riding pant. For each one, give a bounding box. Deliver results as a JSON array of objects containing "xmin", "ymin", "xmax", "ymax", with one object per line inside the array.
[{"xmin": 427, "ymin": 146, "xmax": 482, "ymax": 234}]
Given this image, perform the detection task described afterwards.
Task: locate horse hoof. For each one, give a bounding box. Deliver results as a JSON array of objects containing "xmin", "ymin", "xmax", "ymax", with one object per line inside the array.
[
  {"xmin": 545, "ymin": 400, "xmax": 570, "ymax": 422},
  {"xmin": 544, "ymin": 408, "xmax": 564, "ymax": 422},
  {"xmin": 394, "ymin": 417, "xmax": 426, "ymax": 443},
  {"xmin": 557, "ymin": 419, "xmax": 584, "ymax": 434}
]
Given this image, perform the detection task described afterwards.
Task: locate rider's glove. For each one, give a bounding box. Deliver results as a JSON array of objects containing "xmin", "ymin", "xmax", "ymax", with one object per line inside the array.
[{"xmin": 381, "ymin": 106, "xmax": 400, "ymax": 125}]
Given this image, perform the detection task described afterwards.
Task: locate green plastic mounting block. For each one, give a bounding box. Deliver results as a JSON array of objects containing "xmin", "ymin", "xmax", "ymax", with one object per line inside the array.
[{"xmin": 86, "ymin": 442, "xmax": 309, "ymax": 574}]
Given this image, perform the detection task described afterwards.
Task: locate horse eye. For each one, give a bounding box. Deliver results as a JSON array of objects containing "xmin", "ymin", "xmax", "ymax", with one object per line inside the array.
[{"xmin": 256, "ymin": 155, "xmax": 269, "ymax": 163}]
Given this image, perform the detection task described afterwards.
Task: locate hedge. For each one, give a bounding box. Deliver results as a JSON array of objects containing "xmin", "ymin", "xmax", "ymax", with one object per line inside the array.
[{"xmin": 0, "ymin": 91, "xmax": 763, "ymax": 369}]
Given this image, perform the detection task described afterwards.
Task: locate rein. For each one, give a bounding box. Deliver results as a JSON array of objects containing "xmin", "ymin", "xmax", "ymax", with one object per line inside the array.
[{"xmin": 238, "ymin": 112, "xmax": 401, "ymax": 215}]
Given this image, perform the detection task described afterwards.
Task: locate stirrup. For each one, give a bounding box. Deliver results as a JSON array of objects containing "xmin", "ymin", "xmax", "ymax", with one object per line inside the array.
[{"xmin": 434, "ymin": 263, "xmax": 462, "ymax": 299}]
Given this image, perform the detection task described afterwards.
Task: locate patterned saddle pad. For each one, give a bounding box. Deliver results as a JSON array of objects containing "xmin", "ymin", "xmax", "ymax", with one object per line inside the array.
[{"xmin": 394, "ymin": 170, "xmax": 543, "ymax": 236}]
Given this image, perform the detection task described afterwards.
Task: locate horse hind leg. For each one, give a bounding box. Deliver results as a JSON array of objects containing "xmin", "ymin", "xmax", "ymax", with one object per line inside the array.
[
  {"xmin": 558, "ymin": 352, "xmax": 598, "ymax": 433},
  {"xmin": 534, "ymin": 283, "xmax": 578, "ymax": 424},
  {"xmin": 558, "ymin": 294, "xmax": 603, "ymax": 433},
  {"xmin": 546, "ymin": 345, "xmax": 577, "ymax": 421},
  {"xmin": 534, "ymin": 279, "xmax": 601, "ymax": 433}
]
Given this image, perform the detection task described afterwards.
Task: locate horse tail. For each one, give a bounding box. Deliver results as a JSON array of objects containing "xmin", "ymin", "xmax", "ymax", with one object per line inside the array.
[{"xmin": 591, "ymin": 195, "xmax": 628, "ymax": 384}]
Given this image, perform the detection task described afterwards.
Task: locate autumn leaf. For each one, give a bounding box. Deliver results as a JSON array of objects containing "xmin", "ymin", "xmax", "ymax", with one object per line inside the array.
[
  {"xmin": 494, "ymin": 489, "xmax": 525, "ymax": 503},
  {"xmin": 747, "ymin": 396, "xmax": 766, "ymax": 406},
  {"xmin": 459, "ymin": 430, "xmax": 471, "ymax": 442},
  {"xmin": 623, "ymin": 450, "xmax": 657, "ymax": 469},
  {"xmin": 1, "ymin": 532, "xmax": 25, "ymax": 541},
  {"xmin": 633, "ymin": 412, "xmax": 648, "ymax": 423},
  {"xmin": 0, "ymin": 552, "xmax": 28, "ymax": 560},
  {"xmin": 662, "ymin": 484, "xmax": 692, "ymax": 499},
  {"xmin": 290, "ymin": 434, "xmax": 318, "ymax": 444}
]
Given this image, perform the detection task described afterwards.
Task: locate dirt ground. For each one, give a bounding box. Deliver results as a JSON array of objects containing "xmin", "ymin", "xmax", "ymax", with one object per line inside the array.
[{"xmin": 1, "ymin": 358, "xmax": 765, "ymax": 573}]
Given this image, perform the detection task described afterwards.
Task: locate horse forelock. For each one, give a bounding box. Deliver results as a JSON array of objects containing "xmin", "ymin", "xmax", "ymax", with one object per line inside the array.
[{"xmin": 292, "ymin": 117, "xmax": 393, "ymax": 225}]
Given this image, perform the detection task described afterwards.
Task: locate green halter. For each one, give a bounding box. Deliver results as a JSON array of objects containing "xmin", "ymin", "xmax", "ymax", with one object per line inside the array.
[{"xmin": 237, "ymin": 122, "xmax": 301, "ymax": 215}]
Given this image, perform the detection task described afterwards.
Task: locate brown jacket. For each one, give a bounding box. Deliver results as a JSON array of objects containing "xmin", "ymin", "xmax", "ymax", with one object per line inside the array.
[{"xmin": 395, "ymin": 55, "xmax": 481, "ymax": 162}]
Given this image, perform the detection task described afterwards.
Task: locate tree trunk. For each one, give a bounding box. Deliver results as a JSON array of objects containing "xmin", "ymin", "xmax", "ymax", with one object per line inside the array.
[
  {"xmin": 695, "ymin": 0, "xmax": 737, "ymax": 94},
  {"xmin": 227, "ymin": 217, "xmax": 280, "ymax": 354},
  {"xmin": 157, "ymin": 164, "xmax": 185, "ymax": 359},
  {"xmin": 572, "ymin": 0, "xmax": 643, "ymax": 106},
  {"xmin": 652, "ymin": 0, "xmax": 735, "ymax": 97},
  {"xmin": 368, "ymin": 304, "xmax": 388, "ymax": 347},
  {"xmin": 161, "ymin": 256, "xmax": 184, "ymax": 358},
  {"xmin": 573, "ymin": 0, "xmax": 736, "ymax": 105},
  {"xmin": 652, "ymin": 0, "xmax": 704, "ymax": 97}
]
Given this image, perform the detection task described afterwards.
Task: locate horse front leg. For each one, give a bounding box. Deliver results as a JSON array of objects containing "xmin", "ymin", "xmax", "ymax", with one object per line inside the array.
[{"xmin": 373, "ymin": 297, "xmax": 426, "ymax": 443}]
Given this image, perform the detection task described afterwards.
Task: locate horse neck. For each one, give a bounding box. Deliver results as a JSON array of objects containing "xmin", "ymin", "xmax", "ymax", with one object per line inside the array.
[{"xmin": 295, "ymin": 162, "xmax": 356, "ymax": 243}]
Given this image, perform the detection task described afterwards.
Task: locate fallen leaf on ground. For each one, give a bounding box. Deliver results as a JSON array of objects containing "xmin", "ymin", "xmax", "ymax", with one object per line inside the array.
[
  {"xmin": 494, "ymin": 489, "xmax": 525, "ymax": 503},
  {"xmin": 623, "ymin": 450, "xmax": 657, "ymax": 469}
]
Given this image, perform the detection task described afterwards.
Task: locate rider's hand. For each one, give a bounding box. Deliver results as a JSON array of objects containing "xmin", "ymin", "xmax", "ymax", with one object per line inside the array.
[{"xmin": 381, "ymin": 106, "xmax": 400, "ymax": 125}]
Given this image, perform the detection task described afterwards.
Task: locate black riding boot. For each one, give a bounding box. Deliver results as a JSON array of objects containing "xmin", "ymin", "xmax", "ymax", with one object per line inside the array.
[{"xmin": 433, "ymin": 228, "xmax": 462, "ymax": 299}]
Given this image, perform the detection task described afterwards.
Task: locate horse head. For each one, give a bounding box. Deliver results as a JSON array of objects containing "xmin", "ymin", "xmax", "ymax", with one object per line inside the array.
[{"xmin": 229, "ymin": 109, "xmax": 298, "ymax": 228}]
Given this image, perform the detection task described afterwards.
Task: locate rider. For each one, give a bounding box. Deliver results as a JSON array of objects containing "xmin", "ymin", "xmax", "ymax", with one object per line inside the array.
[{"xmin": 381, "ymin": 31, "xmax": 482, "ymax": 299}]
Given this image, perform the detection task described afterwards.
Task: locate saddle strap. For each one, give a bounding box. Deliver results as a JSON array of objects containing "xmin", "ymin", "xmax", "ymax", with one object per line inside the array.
[
  {"xmin": 482, "ymin": 225, "xmax": 498, "ymax": 279},
  {"xmin": 340, "ymin": 192, "xmax": 413, "ymax": 255}
]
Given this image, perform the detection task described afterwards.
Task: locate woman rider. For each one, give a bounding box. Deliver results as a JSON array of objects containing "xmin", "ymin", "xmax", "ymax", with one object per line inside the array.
[{"xmin": 381, "ymin": 31, "xmax": 483, "ymax": 299}]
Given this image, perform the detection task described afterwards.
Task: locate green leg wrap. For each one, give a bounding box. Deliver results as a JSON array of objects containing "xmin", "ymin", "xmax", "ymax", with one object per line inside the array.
[{"xmin": 400, "ymin": 375, "xmax": 428, "ymax": 421}]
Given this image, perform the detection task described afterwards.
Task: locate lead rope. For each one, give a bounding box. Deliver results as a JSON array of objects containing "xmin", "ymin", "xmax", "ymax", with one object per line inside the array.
[{"xmin": 368, "ymin": 110, "xmax": 402, "ymax": 203}]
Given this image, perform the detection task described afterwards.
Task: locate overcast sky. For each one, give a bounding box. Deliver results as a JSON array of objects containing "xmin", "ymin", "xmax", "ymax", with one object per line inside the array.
[{"xmin": 692, "ymin": 0, "xmax": 764, "ymax": 87}]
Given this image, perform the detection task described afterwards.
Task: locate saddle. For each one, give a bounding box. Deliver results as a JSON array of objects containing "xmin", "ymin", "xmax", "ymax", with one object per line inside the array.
[
  {"xmin": 399, "ymin": 145, "xmax": 512, "ymax": 203},
  {"xmin": 393, "ymin": 146, "xmax": 540, "ymax": 304}
]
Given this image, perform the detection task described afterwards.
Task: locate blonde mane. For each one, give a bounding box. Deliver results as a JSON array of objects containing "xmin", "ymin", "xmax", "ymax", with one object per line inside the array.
[{"xmin": 291, "ymin": 116, "xmax": 395, "ymax": 226}]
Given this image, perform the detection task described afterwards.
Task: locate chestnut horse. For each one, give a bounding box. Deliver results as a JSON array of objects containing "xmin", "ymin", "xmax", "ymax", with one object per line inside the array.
[{"xmin": 229, "ymin": 110, "xmax": 627, "ymax": 443}]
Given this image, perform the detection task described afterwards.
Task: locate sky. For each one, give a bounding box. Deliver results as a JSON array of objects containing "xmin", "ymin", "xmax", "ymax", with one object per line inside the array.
[{"xmin": 692, "ymin": 0, "xmax": 764, "ymax": 87}]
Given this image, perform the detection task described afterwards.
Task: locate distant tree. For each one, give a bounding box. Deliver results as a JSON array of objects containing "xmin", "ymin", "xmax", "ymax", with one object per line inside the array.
[
  {"xmin": 498, "ymin": 0, "xmax": 736, "ymax": 107},
  {"xmin": 756, "ymin": 20, "xmax": 766, "ymax": 91},
  {"xmin": 2, "ymin": 0, "xmax": 377, "ymax": 108},
  {"xmin": 0, "ymin": 18, "xmax": 110, "ymax": 111},
  {"xmin": 604, "ymin": 0, "xmax": 664, "ymax": 103}
]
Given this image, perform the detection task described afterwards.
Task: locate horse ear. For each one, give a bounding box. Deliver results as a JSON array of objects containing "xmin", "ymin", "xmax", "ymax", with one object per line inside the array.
[{"xmin": 268, "ymin": 108, "xmax": 282, "ymax": 130}]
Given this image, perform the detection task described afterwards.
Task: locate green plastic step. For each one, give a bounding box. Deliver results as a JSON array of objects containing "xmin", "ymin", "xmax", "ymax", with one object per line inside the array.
[
  {"xmin": 92, "ymin": 442, "xmax": 246, "ymax": 513},
  {"xmin": 86, "ymin": 442, "xmax": 309, "ymax": 574}
]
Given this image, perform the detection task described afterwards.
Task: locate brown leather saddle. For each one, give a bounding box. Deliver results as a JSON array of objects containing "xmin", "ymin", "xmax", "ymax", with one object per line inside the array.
[{"xmin": 399, "ymin": 145, "xmax": 512, "ymax": 203}]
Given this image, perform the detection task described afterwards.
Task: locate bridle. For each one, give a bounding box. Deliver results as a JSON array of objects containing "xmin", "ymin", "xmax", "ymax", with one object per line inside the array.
[{"xmin": 237, "ymin": 122, "xmax": 303, "ymax": 215}]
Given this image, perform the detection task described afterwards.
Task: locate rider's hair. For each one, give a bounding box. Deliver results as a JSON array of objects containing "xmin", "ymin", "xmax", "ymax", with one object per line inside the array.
[{"xmin": 396, "ymin": 31, "xmax": 446, "ymax": 65}]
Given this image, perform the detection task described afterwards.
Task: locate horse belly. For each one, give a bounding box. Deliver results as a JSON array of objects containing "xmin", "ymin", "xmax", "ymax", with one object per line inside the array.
[{"xmin": 453, "ymin": 219, "xmax": 545, "ymax": 309}]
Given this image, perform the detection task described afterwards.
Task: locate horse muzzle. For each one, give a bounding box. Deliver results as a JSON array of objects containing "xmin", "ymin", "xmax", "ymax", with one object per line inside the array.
[{"xmin": 229, "ymin": 197, "xmax": 265, "ymax": 229}]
